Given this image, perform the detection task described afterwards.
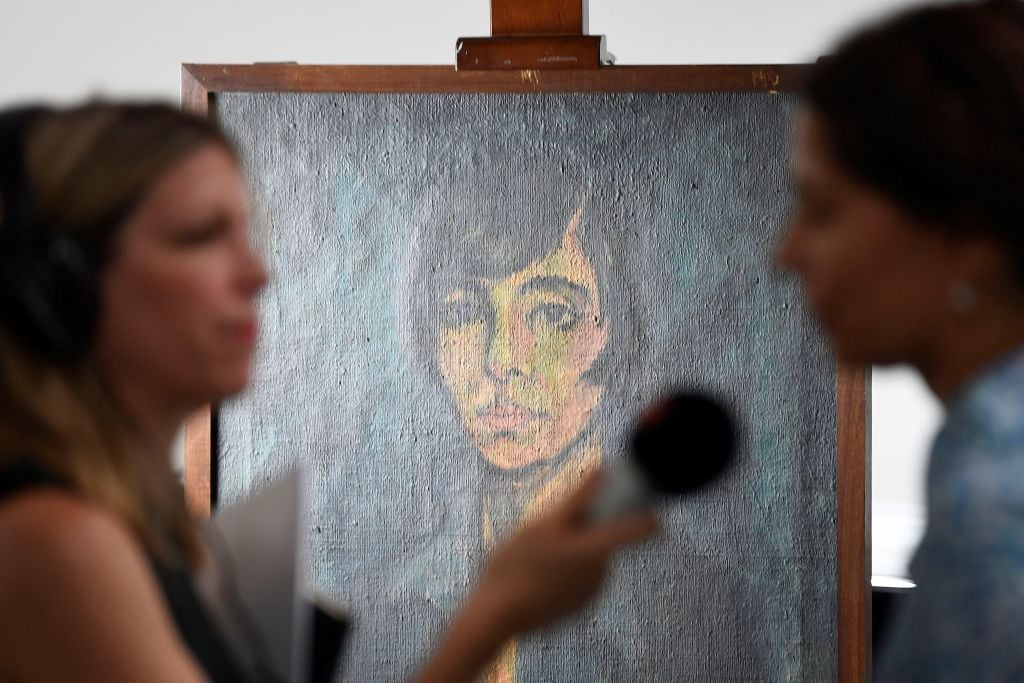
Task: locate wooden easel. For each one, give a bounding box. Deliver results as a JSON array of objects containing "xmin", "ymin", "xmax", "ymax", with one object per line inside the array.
[
  {"xmin": 181, "ymin": 2, "xmax": 869, "ymax": 678},
  {"xmin": 457, "ymin": 0, "xmax": 604, "ymax": 69}
]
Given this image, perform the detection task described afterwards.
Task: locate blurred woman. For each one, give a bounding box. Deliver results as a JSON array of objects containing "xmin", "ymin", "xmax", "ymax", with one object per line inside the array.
[{"xmin": 779, "ymin": 1, "xmax": 1024, "ymax": 679}]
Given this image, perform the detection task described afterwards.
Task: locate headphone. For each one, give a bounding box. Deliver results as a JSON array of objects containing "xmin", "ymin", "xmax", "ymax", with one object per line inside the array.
[{"xmin": 0, "ymin": 106, "xmax": 98, "ymax": 362}]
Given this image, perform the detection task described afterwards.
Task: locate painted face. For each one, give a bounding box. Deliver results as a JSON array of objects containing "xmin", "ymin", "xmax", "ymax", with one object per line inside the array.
[
  {"xmin": 777, "ymin": 109, "xmax": 975, "ymax": 366},
  {"xmin": 95, "ymin": 144, "xmax": 268, "ymax": 411},
  {"xmin": 436, "ymin": 210, "xmax": 609, "ymax": 469}
]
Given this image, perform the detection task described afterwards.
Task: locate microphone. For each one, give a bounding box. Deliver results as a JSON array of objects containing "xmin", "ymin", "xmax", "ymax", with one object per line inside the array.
[{"xmin": 588, "ymin": 391, "xmax": 736, "ymax": 522}]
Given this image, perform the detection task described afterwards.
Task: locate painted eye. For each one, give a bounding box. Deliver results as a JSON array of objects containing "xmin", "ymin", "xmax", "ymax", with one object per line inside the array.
[
  {"xmin": 440, "ymin": 294, "xmax": 487, "ymax": 328},
  {"xmin": 527, "ymin": 302, "xmax": 581, "ymax": 333}
]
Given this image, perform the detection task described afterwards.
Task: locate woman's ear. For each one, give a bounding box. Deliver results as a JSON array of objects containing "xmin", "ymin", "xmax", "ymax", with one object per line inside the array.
[
  {"xmin": 939, "ymin": 233, "xmax": 1024, "ymax": 320},
  {"xmin": 955, "ymin": 236, "xmax": 1016, "ymax": 296}
]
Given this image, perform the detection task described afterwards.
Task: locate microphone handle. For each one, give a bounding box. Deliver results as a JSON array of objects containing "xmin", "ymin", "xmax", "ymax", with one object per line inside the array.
[{"xmin": 587, "ymin": 459, "xmax": 657, "ymax": 523}]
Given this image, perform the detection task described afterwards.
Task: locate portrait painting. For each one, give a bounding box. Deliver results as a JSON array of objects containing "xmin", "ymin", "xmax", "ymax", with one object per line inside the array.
[{"xmin": 214, "ymin": 88, "xmax": 840, "ymax": 681}]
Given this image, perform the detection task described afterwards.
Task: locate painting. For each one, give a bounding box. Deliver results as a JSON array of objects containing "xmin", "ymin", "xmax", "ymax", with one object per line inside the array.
[{"xmin": 214, "ymin": 88, "xmax": 840, "ymax": 681}]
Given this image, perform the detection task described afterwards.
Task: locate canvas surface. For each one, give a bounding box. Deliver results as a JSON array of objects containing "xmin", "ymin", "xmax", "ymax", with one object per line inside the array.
[{"xmin": 216, "ymin": 90, "xmax": 838, "ymax": 682}]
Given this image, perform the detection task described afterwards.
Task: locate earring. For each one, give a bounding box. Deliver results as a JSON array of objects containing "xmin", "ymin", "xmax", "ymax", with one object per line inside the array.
[{"xmin": 947, "ymin": 280, "xmax": 978, "ymax": 315}]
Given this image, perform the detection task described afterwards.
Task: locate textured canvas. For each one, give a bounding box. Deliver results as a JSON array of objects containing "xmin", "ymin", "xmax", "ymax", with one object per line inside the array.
[{"xmin": 216, "ymin": 90, "xmax": 838, "ymax": 682}]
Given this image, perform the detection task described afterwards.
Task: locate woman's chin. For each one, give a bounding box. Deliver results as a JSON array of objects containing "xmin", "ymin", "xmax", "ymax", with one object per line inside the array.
[
  {"xmin": 203, "ymin": 366, "xmax": 253, "ymax": 402},
  {"xmin": 830, "ymin": 333, "xmax": 909, "ymax": 367}
]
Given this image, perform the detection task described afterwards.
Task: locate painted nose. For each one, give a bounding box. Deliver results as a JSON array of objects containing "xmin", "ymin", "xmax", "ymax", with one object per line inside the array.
[{"xmin": 485, "ymin": 314, "xmax": 529, "ymax": 380}]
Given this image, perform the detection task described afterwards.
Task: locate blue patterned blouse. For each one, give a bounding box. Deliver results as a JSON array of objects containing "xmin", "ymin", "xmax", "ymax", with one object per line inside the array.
[{"xmin": 878, "ymin": 347, "xmax": 1024, "ymax": 682}]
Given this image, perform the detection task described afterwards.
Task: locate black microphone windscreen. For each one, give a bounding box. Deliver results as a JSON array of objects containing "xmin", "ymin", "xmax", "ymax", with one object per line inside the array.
[{"xmin": 631, "ymin": 392, "xmax": 736, "ymax": 495}]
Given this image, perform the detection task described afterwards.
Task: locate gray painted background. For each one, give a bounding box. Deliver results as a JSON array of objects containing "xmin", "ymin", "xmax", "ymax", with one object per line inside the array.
[{"xmin": 216, "ymin": 91, "xmax": 838, "ymax": 681}]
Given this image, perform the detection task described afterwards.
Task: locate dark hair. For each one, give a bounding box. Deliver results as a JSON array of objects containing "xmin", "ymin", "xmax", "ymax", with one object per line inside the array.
[{"xmin": 802, "ymin": 0, "xmax": 1024, "ymax": 278}]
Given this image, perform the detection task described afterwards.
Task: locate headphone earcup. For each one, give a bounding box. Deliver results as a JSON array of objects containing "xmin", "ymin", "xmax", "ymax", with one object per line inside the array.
[
  {"xmin": 6, "ymin": 235, "xmax": 97, "ymax": 361},
  {"xmin": 0, "ymin": 106, "xmax": 98, "ymax": 362}
]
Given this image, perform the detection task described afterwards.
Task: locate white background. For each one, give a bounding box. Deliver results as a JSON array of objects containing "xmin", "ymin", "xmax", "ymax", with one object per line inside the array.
[{"xmin": 0, "ymin": 0, "xmax": 943, "ymax": 579}]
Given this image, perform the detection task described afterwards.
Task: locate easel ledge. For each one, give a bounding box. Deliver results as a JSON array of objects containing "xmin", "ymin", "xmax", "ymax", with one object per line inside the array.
[{"xmin": 182, "ymin": 63, "xmax": 800, "ymax": 108}]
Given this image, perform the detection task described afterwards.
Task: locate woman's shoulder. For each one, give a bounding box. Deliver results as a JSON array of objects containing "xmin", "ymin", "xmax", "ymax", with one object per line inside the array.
[
  {"xmin": 0, "ymin": 457, "xmax": 136, "ymax": 569},
  {"xmin": 0, "ymin": 491, "xmax": 205, "ymax": 682},
  {"xmin": 0, "ymin": 488, "xmax": 152, "ymax": 629},
  {"xmin": 0, "ymin": 486, "xmax": 129, "ymax": 559}
]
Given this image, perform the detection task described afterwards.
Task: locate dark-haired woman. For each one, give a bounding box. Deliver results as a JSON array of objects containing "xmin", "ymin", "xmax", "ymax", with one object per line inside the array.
[{"xmin": 779, "ymin": 1, "xmax": 1024, "ymax": 679}]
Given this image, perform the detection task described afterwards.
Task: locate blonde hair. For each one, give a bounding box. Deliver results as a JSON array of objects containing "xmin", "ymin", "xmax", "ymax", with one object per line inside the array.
[{"xmin": 0, "ymin": 102, "xmax": 235, "ymax": 568}]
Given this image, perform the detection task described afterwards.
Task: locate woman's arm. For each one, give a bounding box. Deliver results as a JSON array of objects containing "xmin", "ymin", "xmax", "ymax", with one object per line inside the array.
[
  {"xmin": 0, "ymin": 491, "xmax": 207, "ymax": 683},
  {"xmin": 415, "ymin": 472, "xmax": 657, "ymax": 683},
  {"xmin": 412, "ymin": 582, "xmax": 515, "ymax": 683}
]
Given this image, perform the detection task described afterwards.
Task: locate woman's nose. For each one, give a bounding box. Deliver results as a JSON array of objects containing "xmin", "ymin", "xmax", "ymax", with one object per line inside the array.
[{"xmin": 238, "ymin": 240, "xmax": 269, "ymax": 295}]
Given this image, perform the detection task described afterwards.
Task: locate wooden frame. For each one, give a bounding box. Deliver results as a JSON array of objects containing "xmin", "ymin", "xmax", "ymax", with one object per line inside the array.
[{"xmin": 181, "ymin": 63, "xmax": 869, "ymax": 682}]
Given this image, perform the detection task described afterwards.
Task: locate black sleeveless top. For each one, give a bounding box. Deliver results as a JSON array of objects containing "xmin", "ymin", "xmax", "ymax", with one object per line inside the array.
[{"xmin": 0, "ymin": 459, "xmax": 254, "ymax": 682}]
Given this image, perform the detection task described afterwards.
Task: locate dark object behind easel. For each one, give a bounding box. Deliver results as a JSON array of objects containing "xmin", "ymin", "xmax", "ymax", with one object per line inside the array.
[
  {"xmin": 309, "ymin": 602, "xmax": 350, "ymax": 683},
  {"xmin": 872, "ymin": 585, "xmax": 913, "ymax": 677}
]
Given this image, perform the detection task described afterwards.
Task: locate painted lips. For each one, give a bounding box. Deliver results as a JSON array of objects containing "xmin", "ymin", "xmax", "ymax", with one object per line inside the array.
[{"xmin": 474, "ymin": 404, "xmax": 545, "ymax": 432}]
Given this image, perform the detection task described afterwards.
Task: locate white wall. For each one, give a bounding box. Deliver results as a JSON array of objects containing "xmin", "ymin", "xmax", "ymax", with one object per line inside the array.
[{"xmin": 1, "ymin": 0, "xmax": 936, "ymax": 579}]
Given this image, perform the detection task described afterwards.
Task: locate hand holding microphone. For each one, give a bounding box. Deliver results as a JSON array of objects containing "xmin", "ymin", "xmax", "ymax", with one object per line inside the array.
[
  {"xmin": 418, "ymin": 470, "xmax": 657, "ymax": 683},
  {"xmin": 475, "ymin": 471, "xmax": 658, "ymax": 634},
  {"xmin": 479, "ymin": 389, "xmax": 737, "ymax": 631}
]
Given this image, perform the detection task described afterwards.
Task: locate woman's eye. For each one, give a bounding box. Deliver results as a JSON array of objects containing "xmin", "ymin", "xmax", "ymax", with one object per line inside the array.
[
  {"xmin": 440, "ymin": 295, "xmax": 487, "ymax": 329},
  {"xmin": 171, "ymin": 220, "xmax": 228, "ymax": 247},
  {"xmin": 527, "ymin": 302, "xmax": 581, "ymax": 333},
  {"xmin": 797, "ymin": 195, "xmax": 838, "ymax": 228}
]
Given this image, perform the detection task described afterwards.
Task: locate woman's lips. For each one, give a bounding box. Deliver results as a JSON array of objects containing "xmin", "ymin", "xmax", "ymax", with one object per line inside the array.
[
  {"xmin": 229, "ymin": 318, "xmax": 259, "ymax": 347},
  {"xmin": 474, "ymin": 404, "xmax": 545, "ymax": 432}
]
